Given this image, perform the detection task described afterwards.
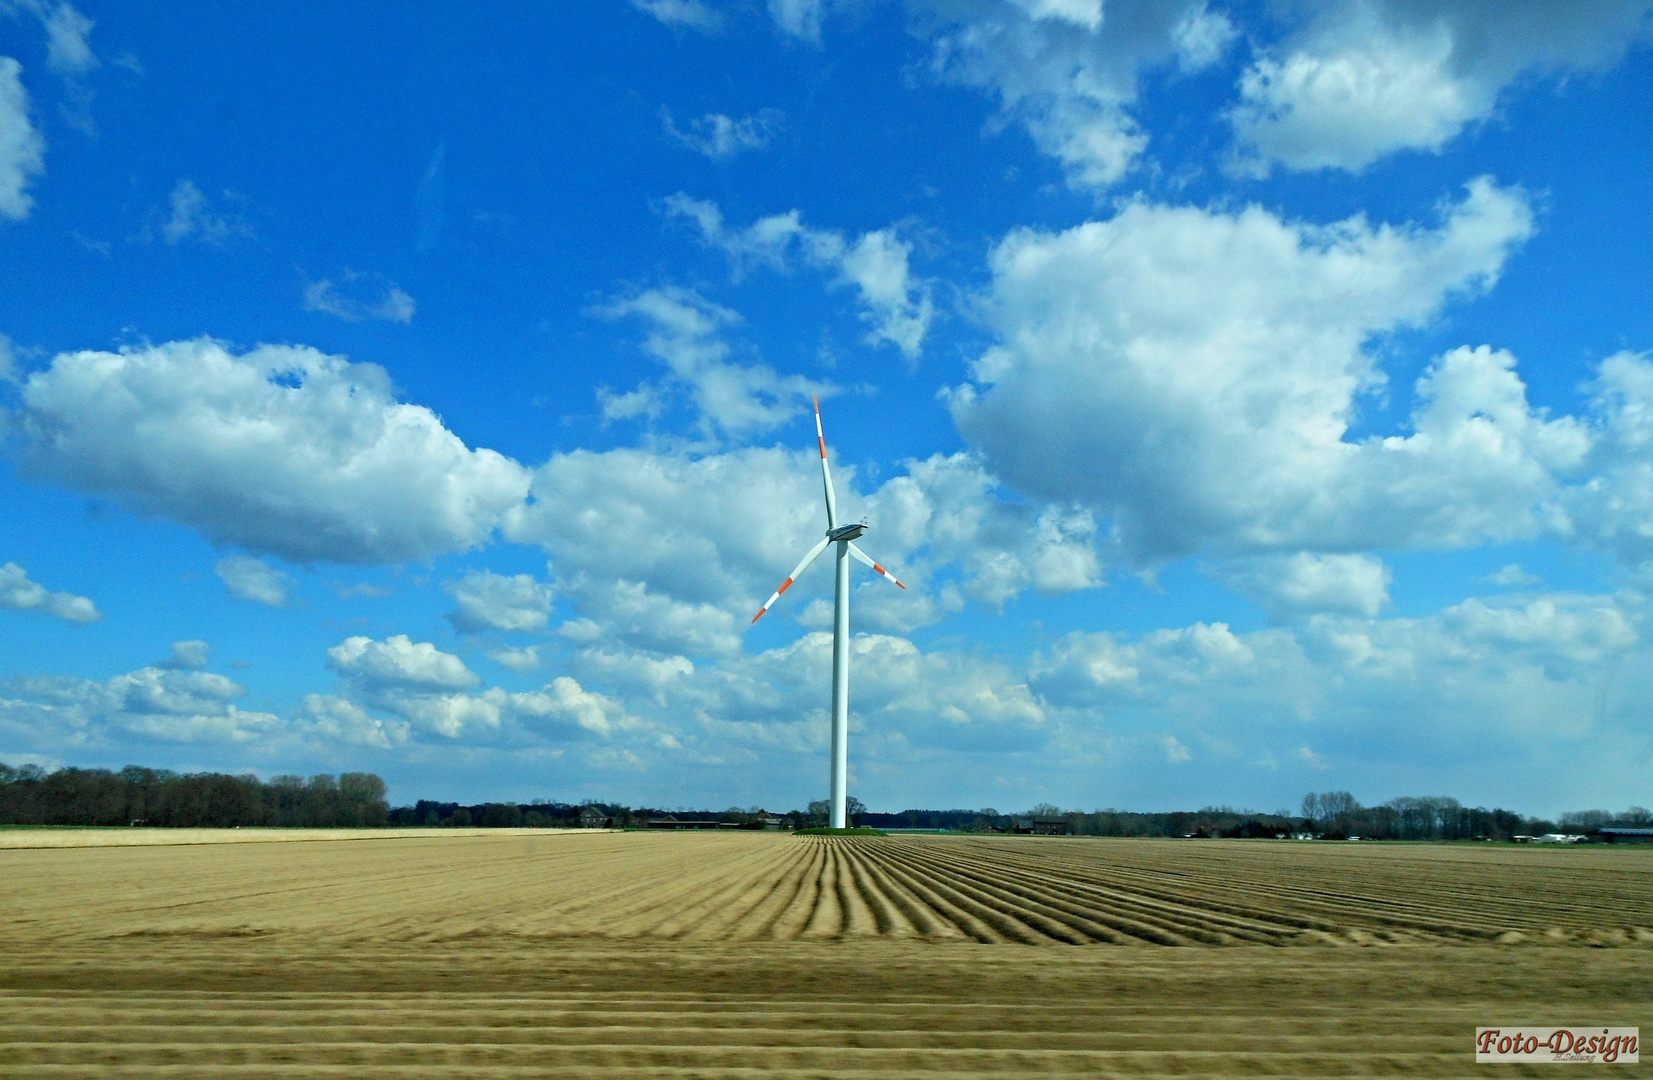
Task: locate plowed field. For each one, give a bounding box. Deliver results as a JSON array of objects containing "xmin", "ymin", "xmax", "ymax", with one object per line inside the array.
[{"xmin": 2, "ymin": 830, "xmax": 1648, "ymax": 1077}]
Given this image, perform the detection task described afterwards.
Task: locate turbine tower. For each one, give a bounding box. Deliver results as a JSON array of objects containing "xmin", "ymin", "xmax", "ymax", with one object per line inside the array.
[{"xmin": 753, "ymin": 395, "xmax": 905, "ymax": 829}]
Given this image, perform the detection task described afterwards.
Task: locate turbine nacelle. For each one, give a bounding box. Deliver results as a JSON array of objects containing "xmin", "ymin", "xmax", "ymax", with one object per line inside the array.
[{"xmin": 828, "ymin": 522, "xmax": 866, "ymax": 542}]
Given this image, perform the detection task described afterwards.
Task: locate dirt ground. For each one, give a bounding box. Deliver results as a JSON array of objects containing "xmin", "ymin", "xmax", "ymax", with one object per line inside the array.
[{"xmin": 2, "ymin": 830, "xmax": 1647, "ymax": 1077}]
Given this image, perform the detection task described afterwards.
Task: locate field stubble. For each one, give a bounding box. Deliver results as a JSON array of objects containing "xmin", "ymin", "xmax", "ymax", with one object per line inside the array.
[{"xmin": 2, "ymin": 830, "xmax": 1648, "ymax": 1077}]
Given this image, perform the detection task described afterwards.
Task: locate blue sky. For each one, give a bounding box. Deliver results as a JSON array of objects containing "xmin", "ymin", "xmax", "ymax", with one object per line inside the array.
[{"xmin": 2, "ymin": 0, "xmax": 1652, "ymax": 816}]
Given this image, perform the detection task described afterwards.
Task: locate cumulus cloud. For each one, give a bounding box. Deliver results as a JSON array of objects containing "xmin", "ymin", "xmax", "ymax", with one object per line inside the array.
[
  {"xmin": 327, "ymin": 634, "xmax": 480, "ymax": 693},
  {"xmin": 1551, "ymin": 352, "xmax": 1653, "ymax": 570},
  {"xmin": 1229, "ymin": 0, "xmax": 1653, "ymax": 175},
  {"xmin": 913, "ymin": 0, "xmax": 1233, "ymax": 188},
  {"xmin": 303, "ymin": 272, "xmax": 416, "ymax": 324},
  {"xmin": 160, "ymin": 640, "xmax": 210, "ymax": 670},
  {"xmin": 296, "ymin": 693, "xmax": 406, "ymax": 749},
  {"xmin": 662, "ymin": 108, "xmax": 783, "ymax": 158},
  {"xmin": 631, "ymin": 0, "xmax": 723, "ymax": 32},
  {"xmin": 325, "ymin": 634, "xmax": 492, "ymax": 738},
  {"xmin": 1028, "ymin": 590, "xmax": 1640, "ymax": 785},
  {"xmin": 0, "ymin": 561, "xmax": 99, "ymax": 623},
  {"xmin": 769, "ymin": 0, "xmax": 825, "ymax": 41},
  {"xmin": 445, "ymin": 569, "xmax": 554, "ymax": 634},
  {"xmin": 215, "ymin": 555, "xmax": 290, "ymax": 606},
  {"xmin": 664, "ymin": 194, "xmax": 934, "ymax": 360},
  {"xmin": 501, "ymin": 442, "xmax": 1102, "ymax": 657},
  {"xmin": 12, "ymin": 338, "xmax": 532, "ymax": 564},
  {"xmin": 488, "ymin": 644, "xmax": 542, "ymax": 674},
  {"xmin": 509, "ymin": 676, "xmax": 628, "ymax": 737},
  {"xmin": 0, "ymin": 57, "xmax": 45, "ymax": 220},
  {"xmin": 0, "ymin": 664, "xmax": 276, "ymax": 745},
  {"xmin": 1215, "ymin": 553, "xmax": 1392, "ymax": 620},
  {"xmin": 1487, "ymin": 564, "xmax": 1541, "ymax": 588},
  {"xmin": 595, "ymin": 286, "xmax": 826, "ymax": 438},
  {"xmin": 948, "ymin": 179, "xmax": 1587, "ymax": 564},
  {"xmin": 319, "ymin": 633, "xmax": 640, "ymax": 743},
  {"xmin": 159, "ymin": 180, "xmax": 252, "ymax": 245}
]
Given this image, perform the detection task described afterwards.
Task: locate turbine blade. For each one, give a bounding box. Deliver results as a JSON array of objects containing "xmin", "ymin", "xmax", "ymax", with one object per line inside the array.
[
  {"xmin": 751, "ymin": 536, "xmax": 833, "ymax": 623},
  {"xmin": 815, "ymin": 394, "xmax": 838, "ymax": 529},
  {"xmin": 847, "ymin": 541, "xmax": 906, "ymax": 589}
]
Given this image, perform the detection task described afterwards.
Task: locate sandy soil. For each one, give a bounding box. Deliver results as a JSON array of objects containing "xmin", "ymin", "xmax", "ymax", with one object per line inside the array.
[{"xmin": 2, "ymin": 831, "xmax": 1647, "ymax": 1077}]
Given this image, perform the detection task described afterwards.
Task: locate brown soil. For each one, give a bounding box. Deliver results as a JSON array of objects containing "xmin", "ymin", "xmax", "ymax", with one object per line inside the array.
[{"xmin": 2, "ymin": 831, "xmax": 1647, "ymax": 1077}]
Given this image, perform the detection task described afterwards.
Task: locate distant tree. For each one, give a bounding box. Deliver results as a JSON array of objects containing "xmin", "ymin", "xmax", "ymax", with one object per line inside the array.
[
  {"xmin": 449, "ymin": 808, "xmax": 473, "ymax": 827},
  {"xmin": 481, "ymin": 803, "xmax": 522, "ymax": 828},
  {"xmin": 805, "ymin": 800, "xmax": 830, "ymax": 827}
]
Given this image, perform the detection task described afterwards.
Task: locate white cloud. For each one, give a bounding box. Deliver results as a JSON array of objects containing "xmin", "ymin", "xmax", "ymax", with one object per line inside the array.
[
  {"xmin": 41, "ymin": 2, "xmax": 96, "ymax": 76},
  {"xmin": 0, "ymin": 561, "xmax": 99, "ymax": 623},
  {"xmin": 324, "ymin": 634, "xmax": 492, "ymax": 738},
  {"xmin": 1216, "ymin": 553, "xmax": 1392, "ymax": 620},
  {"xmin": 1487, "ymin": 564, "xmax": 1541, "ymax": 588},
  {"xmin": 662, "ymin": 108, "xmax": 782, "ymax": 158},
  {"xmin": 317, "ymin": 633, "xmax": 642, "ymax": 744},
  {"xmin": 446, "ymin": 569, "xmax": 554, "ymax": 634},
  {"xmin": 948, "ymin": 180, "xmax": 1588, "ymax": 564},
  {"xmin": 216, "ymin": 555, "xmax": 290, "ymax": 607},
  {"xmin": 769, "ymin": 0, "xmax": 824, "ymax": 41},
  {"xmin": 159, "ymin": 179, "xmax": 252, "ymax": 245},
  {"xmin": 1229, "ymin": 0, "xmax": 1653, "ymax": 175},
  {"xmin": 160, "ymin": 640, "xmax": 210, "ymax": 670},
  {"xmin": 13, "ymin": 338, "xmax": 532, "ymax": 564},
  {"xmin": 509, "ymin": 675, "xmax": 627, "ymax": 737},
  {"xmin": 0, "ymin": 57, "xmax": 45, "ymax": 220},
  {"xmin": 631, "ymin": 0, "xmax": 723, "ymax": 32},
  {"xmin": 303, "ymin": 272, "xmax": 416, "ymax": 324},
  {"xmin": 1551, "ymin": 352, "xmax": 1653, "ymax": 570},
  {"xmin": 488, "ymin": 645, "xmax": 542, "ymax": 674},
  {"xmin": 913, "ymin": 0, "xmax": 1232, "ymax": 188},
  {"xmin": 1, "ymin": 664, "xmax": 277, "ymax": 745},
  {"xmin": 1029, "ymin": 591, "xmax": 1640, "ymax": 779},
  {"xmin": 297, "ymin": 693, "xmax": 405, "ymax": 749},
  {"xmin": 595, "ymin": 286, "xmax": 826, "ymax": 437},
  {"xmin": 502, "ymin": 443, "xmax": 1101, "ymax": 656},
  {"xmin": 327, "ymin": 634, "xmax": 480, "ymax": 693},
  {"xmin": 665, "ymin": 194, "xmax": 934, "ymax": 359}
]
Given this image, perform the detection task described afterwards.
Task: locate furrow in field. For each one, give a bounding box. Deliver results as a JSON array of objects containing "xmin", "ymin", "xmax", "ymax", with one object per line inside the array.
[
  {"xmin": 898, "ymin": 845, "xmax": 1259, "ymax": 945},
  {"xmin": 670, "ymin": 841, "xmax": 816, "ymax": 942},
  {"xmin": 849, "ymin": 851, "xmax": 1004, "ymax": 943},
  {"xmin": 835, "ymin": 840, "xmax": 904, "ymax": 936},
  {"xmin": 873, "ymin": 842, "xmax": 1172, "ymax": 945},
  {"xmin": 725, "ymin": 840, "xmax": 825, "ymax": 943},
  {"xmin": 863, "ymin": 842, "xmax": 1083, "ymax": 944},
  {"xmin": 924, "ymin": 845, "xmax": 1329, "ymax": 944},
  {"xmin": 977, "ymin": 845, "xmax": 1502, "ymax": 940},
  {"xmin": 760, "ymin": 840, "xmax": 830, "ymax": 941},
  {"xmin": 798, "ymin": 840, "xmax": 848, "ymax": 939},
  {"xmin": 630, "ymin": 840, "xmax": 806, "ymax": 939}
]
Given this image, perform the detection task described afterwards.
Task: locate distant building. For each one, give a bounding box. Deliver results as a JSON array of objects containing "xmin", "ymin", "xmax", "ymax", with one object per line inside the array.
[
  {"xmin": 1600, "ymin": 828, "xmax": 1653, "ymax": 844},
  {"xmin": 1012, "ymin": 816, "xmax": 1071, "ymax": 836},
  {"xmin": 578, "ymin": 806, "xmax": 612, "ymax": 829},
  {"xmin": 646, "ymin": 816, "xmax": 719, "ymax": 830}
]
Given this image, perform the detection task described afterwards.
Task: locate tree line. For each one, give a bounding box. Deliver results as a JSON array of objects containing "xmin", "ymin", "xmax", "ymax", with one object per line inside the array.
[
  {"xmin": 0, "ymin": 763, "xmax": 388, "ymax": 827},
  {"xmin": 4, "ymin": 761, "xmax": 1643, "ymax": 838}
]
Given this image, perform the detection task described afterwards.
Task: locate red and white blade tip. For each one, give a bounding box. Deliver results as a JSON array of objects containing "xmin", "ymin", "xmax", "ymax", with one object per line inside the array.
[{"xmin": 751, "ymin": 577, "xmax": 795, "ymax": 623}]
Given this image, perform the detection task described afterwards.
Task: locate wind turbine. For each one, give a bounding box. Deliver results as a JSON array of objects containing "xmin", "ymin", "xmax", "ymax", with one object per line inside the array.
[{"xmin": 753, "ymin": 395, "xmax": 905, "ymax": 830}]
